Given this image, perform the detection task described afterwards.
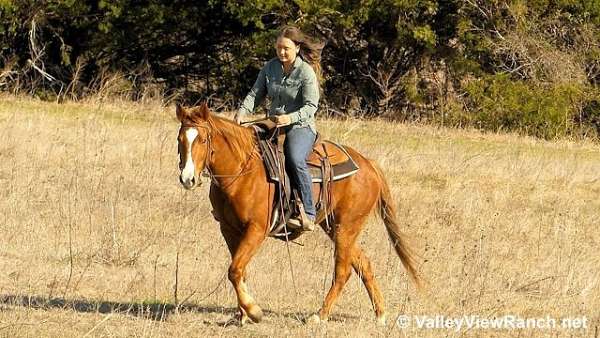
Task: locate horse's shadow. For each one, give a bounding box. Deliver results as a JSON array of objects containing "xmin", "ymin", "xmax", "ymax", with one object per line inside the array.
[
  {"xmin": 0, "ymin": 294, "xmax": 357, "ymax": 324},
  {"xmin": 0, "ymin": 294, "xmax": 235, "ymax": 322}
]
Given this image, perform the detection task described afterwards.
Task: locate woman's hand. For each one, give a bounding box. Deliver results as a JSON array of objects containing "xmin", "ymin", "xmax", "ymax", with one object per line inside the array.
[
  {"xmin": 234, "ymin": 112, "xmax": 243, "ymax": 124},
  {"xmin": 269, "ymin": 114, "xmax": 292, "ymax": 127}
]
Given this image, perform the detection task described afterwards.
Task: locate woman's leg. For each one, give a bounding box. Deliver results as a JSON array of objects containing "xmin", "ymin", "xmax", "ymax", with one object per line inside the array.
[{"xmin": 284, "ymin": 126, "xmax": 317, "ymax": 220}]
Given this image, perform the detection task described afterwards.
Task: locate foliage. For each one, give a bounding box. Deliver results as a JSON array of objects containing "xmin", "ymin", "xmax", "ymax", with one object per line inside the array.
[
  {"xmin": 463, "ymin": 74, "xmax": 600, "ymax": 139},
  {"xmin": 0, "ymin": 0, "xmax": 599, "ymax": 139}
]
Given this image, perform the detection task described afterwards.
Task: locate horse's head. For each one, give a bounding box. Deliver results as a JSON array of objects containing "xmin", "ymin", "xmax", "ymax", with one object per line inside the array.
[{"xmin": 176, "ymin": 103, "xmax": 213, "ymax": 190}]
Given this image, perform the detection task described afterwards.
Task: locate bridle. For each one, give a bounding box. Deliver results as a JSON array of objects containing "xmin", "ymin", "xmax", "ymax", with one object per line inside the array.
[
  {"xmin": 179, "ymin": 122, "xmax": 213, "ymax": 178},
  {"xmin": 181, "ymin": 122, "xmax": 257, "ymax": 190}
]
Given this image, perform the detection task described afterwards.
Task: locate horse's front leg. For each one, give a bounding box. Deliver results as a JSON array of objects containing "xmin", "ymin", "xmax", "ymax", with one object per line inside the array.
[{"xmin": 228, "ymin": 222, "xmax": 266, "ymax": 324}]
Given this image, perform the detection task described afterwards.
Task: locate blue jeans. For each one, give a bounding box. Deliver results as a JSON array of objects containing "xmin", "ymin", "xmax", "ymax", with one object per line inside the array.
[{"xmin": 284, "ymin": 126, "xmax": 316, "ymax": 220}]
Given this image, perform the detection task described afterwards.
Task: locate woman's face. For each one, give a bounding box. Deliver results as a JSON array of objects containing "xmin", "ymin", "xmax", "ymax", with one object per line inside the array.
[{"xmin": 275, "ymin": 36, "xmax": 299, "ymax": 65}]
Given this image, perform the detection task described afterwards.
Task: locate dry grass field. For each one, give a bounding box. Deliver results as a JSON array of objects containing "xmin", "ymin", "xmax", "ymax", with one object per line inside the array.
[{"xmin": 0, "ymin": 94, "xmax": 598, "ymax": 337}]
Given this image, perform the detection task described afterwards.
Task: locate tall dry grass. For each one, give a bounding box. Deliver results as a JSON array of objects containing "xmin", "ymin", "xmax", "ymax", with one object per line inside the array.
[{"xmin": 0, "ymin": 94, "xmax": 598, "ymax": 337}]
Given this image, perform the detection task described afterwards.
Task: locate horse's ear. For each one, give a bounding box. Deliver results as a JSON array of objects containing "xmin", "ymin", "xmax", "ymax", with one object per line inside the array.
[
  {"xmin": 198, "ymin": 101, "xmax": 210, "ymax": 120},
  {"xmin": 176, "ymin": 104, "xmax": 187, "ymax": 122},
  {"xmin": 187, "ymin": 102, "xmax": 210, "ymax": 123}
]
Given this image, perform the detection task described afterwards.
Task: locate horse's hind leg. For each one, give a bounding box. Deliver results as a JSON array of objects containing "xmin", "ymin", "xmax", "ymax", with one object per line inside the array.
[
  {"xmin": 352, "ymin": 246, "xmax": 386, "ymax": 325},
  {"xmin": 310, "ymin": 218, "xmax": 364, "ymax": 323}
]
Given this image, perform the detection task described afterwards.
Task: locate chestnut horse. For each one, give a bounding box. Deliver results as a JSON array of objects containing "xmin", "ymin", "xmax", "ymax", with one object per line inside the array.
[{"xmin": 175, "ymin": 103, "xmax": 418, "ymax": 325}]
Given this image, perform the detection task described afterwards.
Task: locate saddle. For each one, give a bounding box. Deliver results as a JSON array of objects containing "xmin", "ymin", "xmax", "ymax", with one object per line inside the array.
[{"xmin": 252, "ymin": 122, "xmax": 359, "ymax": 241}]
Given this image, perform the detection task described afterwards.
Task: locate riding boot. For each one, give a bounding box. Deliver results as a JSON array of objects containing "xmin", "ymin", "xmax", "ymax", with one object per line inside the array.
[
  {"xmin": 287, "ymin": 200, "xmax": 315, "ymax": 231},
  {"xmin": 297, "ymin": 200, "xmax": 315, "ymax": 231}
]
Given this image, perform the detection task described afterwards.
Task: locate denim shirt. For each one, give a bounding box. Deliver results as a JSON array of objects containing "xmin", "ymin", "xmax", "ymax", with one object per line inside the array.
[{"xmin": 238, "ymin": 56, "xmax": 319, "ymax": 134}]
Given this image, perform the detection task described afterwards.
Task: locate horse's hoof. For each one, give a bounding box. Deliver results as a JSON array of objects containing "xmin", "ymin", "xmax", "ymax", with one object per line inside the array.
[
  {"xmin": 247, "ymin": 304, "xmax": 263, "ymax": 323},
  {"xmin": 240, "ymin": 314, "xmax": 250, "ymax": 326},
  {"xmin": 376, "ymin": 314, "xmax": 387, "ymax": 326},
  {"xmin": 306, "ymin": 314, "xmax": 321, "ymax": 324},
  {"xmin": 306, "ymin": 313, "xmax": 327, "ymax": 324},
  {"xmin": 234, "ymin": 308, "xmax": 251, "ymax": 326}
]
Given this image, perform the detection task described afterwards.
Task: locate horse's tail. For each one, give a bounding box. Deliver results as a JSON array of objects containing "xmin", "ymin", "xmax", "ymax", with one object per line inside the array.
[{"xmin": 373, "ymin": 162, "xmax": 421, "ymax": 288}]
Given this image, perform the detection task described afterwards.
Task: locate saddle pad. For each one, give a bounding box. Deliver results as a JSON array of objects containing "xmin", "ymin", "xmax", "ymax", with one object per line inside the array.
[{"xmin": 257, "ymin": 139, "xmax": 359, "ymax": 183}]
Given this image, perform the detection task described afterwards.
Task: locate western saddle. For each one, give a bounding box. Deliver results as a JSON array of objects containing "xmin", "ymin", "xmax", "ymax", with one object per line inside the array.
[{"xmin": 252, "ymin": 121, "xmax": 359, "ymax": 240}]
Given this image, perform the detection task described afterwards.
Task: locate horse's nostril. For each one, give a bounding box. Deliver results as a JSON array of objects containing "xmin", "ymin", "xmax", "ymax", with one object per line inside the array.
[
  {"xmin": 190, "ymin": 177, "xmax": 196, "ymax": 185},
  {"xmin": 179, "ymin": 176, "xmax": 184, "ymax": 185}
]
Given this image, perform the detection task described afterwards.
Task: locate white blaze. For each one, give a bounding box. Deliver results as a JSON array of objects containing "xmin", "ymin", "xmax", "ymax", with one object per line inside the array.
[{"xmin": 181, "ymin": 128, "xmax": 198, "ymax": 182}]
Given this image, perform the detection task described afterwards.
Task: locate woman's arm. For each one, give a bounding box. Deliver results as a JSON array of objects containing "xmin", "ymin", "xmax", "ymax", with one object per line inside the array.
[{"xmin": 288, "ymin": 68, "xmax": 319, "ymax": 125}]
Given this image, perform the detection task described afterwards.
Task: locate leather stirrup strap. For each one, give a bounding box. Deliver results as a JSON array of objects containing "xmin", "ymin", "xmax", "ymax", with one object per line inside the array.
[
  {"xmin": 320, "ymin": 143, "xmax": 334, "ymax": 233},
  {"xmin": 275, "ymin": 128, "xmax": 290, "ymax": 214}
]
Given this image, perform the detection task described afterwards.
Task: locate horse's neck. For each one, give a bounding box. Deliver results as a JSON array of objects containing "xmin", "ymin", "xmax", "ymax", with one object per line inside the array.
[{"xmin": 208, "ymin": 124, "xmax": 263, "ymax": 190}]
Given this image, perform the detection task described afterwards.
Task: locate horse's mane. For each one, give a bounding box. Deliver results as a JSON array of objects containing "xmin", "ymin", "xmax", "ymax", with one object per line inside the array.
[{"xmin": 207, "ymin": 114, "xmax": 259, "ymax": 160}]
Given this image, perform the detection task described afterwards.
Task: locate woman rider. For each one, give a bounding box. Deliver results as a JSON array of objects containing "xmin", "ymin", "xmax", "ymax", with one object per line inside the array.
[{"xmin": 235, "ymin": 25, "xmax": 324, "ymax": 231}]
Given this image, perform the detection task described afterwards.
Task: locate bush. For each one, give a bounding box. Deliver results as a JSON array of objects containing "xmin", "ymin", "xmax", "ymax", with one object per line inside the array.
[{"xmin": 463, "ymin": 74, "xmax": 598, "ymax": 139}]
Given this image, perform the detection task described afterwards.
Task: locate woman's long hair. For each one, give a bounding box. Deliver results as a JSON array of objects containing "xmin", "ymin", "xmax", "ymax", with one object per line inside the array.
[{"xmin": 278, "ymin": 25, "xmax": 325, "ymax": 85}]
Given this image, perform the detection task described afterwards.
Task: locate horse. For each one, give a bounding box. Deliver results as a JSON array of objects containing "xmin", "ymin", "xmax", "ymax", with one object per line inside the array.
[{"xmin": 175, "ymin": 103, "xmax": 419, "ymax": 325}]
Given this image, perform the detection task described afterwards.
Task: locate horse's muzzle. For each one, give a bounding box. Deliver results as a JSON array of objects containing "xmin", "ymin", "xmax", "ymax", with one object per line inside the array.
[{"xmin": 179, "ymin": 174, "xmax": 199, "ymax": 190}]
